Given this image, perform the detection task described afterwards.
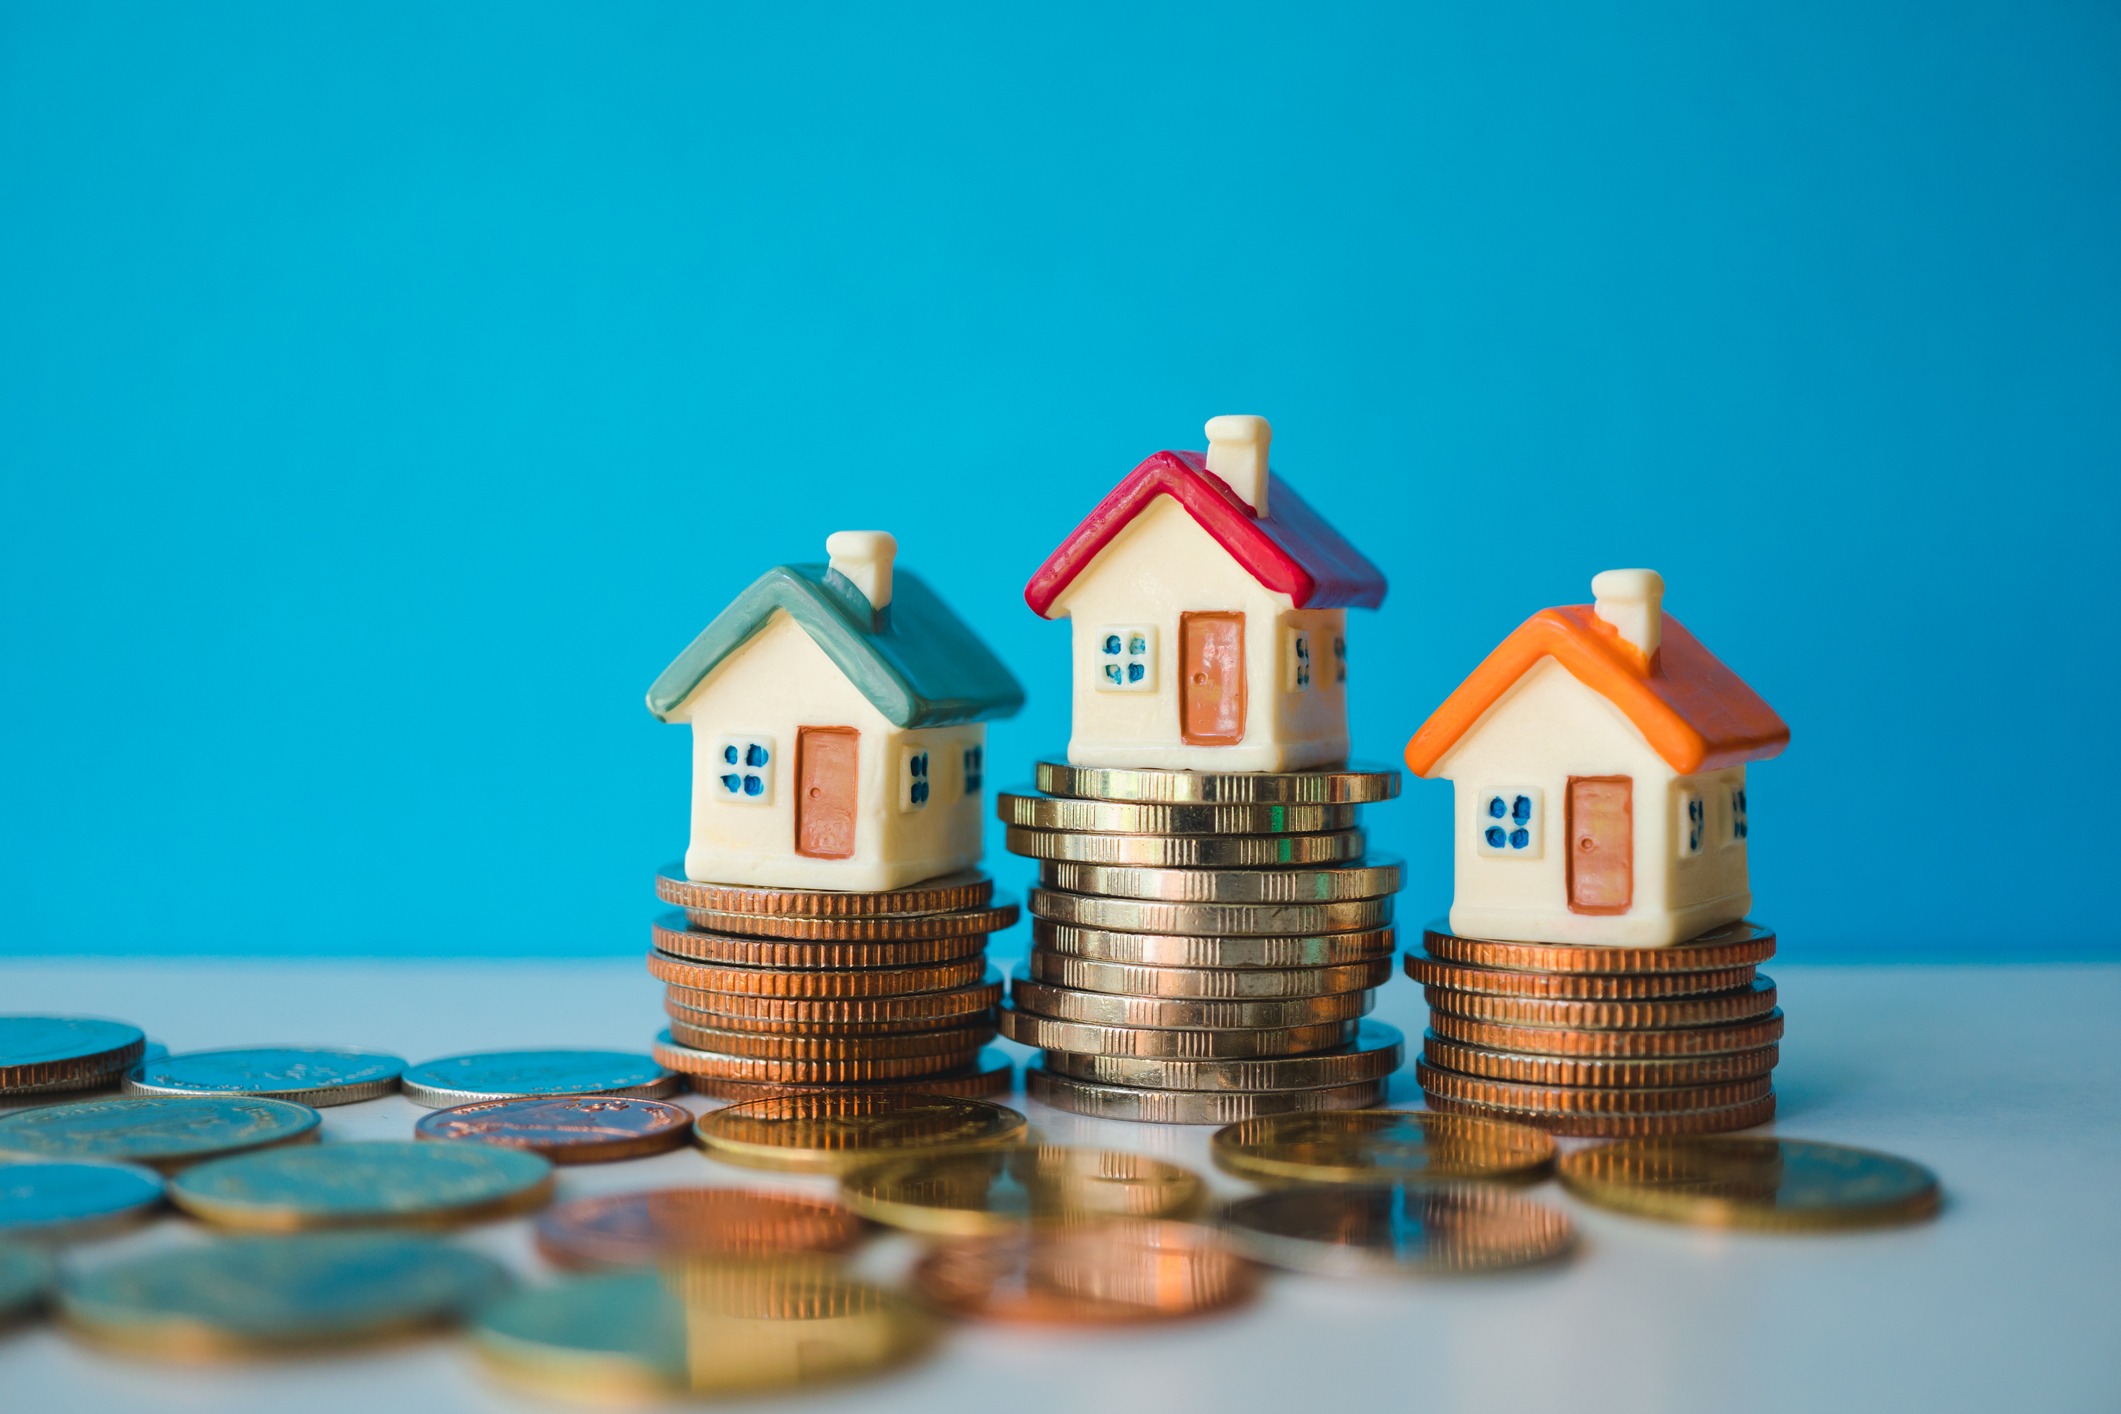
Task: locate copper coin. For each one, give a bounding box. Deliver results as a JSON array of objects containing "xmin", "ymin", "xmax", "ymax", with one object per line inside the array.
[
  {"xmin": 1423, "ymin": 977, "xmax": 1779, "ymax": 1030},
  {"xmin": 665, "ymin": 995, "xmax": 997, "ymax": 1039},
  {"xmin": 911, "ymin": 1218, "xmax": 1258, "ymax": 1324},
  {"xmin": 651, "ymin": 917, "xmax": 986, "ymax": 970},
  {"xmin": 532, "ymin": 1187, "xmax": 866, "ymax": 1269},
  {"xmin": 645, "ymin": 951, "xmax": 987, "ymax": 999},
  {"xmin": 663, "ymin": 972, "xmax": 1004, "ymax": 1026},
  {"xmin": 686, "ymin": 1050, "xmax": 1015, "ymax": 1102},
  {"xmin": 1033, "ymin": 921, "xmax": 1396, "ymax": 970},
  {"xmin": 1424, "ymin": 1091, "xmax": 1778, "ymax": 1138},
  {"xmin": 1415, "ymin": 1059, "xmax": 1772, "ymax": 1115},
  {"xmin": 1405, "ymin": 954, "xmax": 1754, "ymax": 1000},
  {"xmin": 662, "ymin": 1016, "xmax": 996, "ymax": 1061},
  {"xmin": 654, "ymin": 867, "xmax": 992, "ymax": 917},
  {"xmin": 998, "ymin": 1007, "xmax": 1357, "ymax": 1059},
  {"xmin": 1421, "ymin": 1034, "xmax": 1778, "ymax": 1087},
  {"xmin": 1426, "ymin": 1008, "xmax": 1787, "ymax": 1058},
  {"xmin": 680, "ymin": 899, "xmax": 1018, "ymax": 941},
  {"xmin": 1028, "ymin": 952, "xmax": 1394, "ymax": 1001},
  {"xmin": 412, "ymin": 1096, "xmax": 693, "ymax": 1164},
  {"xmin": 1010, "ymin": 978, "xmax": 1373, "ymax": 1031},
  {"xmin": 1419, "ymin": 919, "xmax": 1777, "ymax": 974},
  {"xmin": 653, "ymin": 1032, "xmax": 986, "ymax": 1084}
]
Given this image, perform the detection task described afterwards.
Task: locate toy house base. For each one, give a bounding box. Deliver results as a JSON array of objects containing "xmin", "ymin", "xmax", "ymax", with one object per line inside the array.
[
  {"xmin": 1446, "ymin": 892, "xmax": 1754, "ymax": 949},
  {"xmin": 682, "ymin": 848, "xmax": 975, "ymax": 895}
]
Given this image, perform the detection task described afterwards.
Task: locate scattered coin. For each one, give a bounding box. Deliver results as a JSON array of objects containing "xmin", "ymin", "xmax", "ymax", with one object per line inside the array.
[
  {"xmin": 1034, "ymin": 921, "xmax": 1396, "ymax": 969},
  {"xmin": 1557, "ymin": 1136, "xmax": 1943, "ymax": 1230},
  {"xmin": 646, "ymin": 951, "xmax": 986, "ymax": 998},
  {"xmin": 533, "ymin": 1188, "xmax": 867, "ymax": 1270},
  {"xmin": 1423, "ymin": 976, "xmax": 1779, "ymax": 1030},
  {"xmin": 170, "ymin": 1140, "xmax": 554, "ymax": 1230},
  {"xmin": 58, "ymin": 1233, "xmax": 509, "ymax": 1357},
  {"xmin": 414, "ymin": 1096, "xmax": 695, "ymax": 1164},
  {"xmin": 1405, "ymin": 953, "xmax": 1756, "ymax": 999},
  {"xmin": 123, "ymin": 1046, "xmax": 405, "ymax": 1106},
  {"xmin": 0, "ymin": 1017, "xmax": 147, "ymax": 1096},
  {"xmin": 1219, "ymin": 1184, "xmax": 1576, "ymax": 1276},
  {"xmin": 683, "ymin": 1049, "xmax": 1016, "ymax": 1103},
  {"xmin": 0, "ymin": 1161, "xmax": 164, "ymax": 1239},
  {"xmin": 1030, "ymin": 951, "xmax": 1392, "ymax": 1000},
  {"xmin": 1420, "ymin": 919, "xmax": 1777, "ymax": 974},
  {"xmin": 473, "ymin": 1262, "xmax": 938, "ymax": 1399},
  {"xmin": 912, "ymin": 1218, "xmax": 1257, "ymax": 1324},
  {"xmin": 1027, "ymin": 1066, "xmax": 1386, "ymax": 1124},
  {"xmin": 1011, "ymin": 977, "xmax": 1372, "ymax": 1031},
  {"xmin": 998, "ymin": 1008, "xmax": 1357, "ymax": 1059},
  {"xmin": 1426, "ymin": 1008, "xmax": 1787, "ymax": 1059},
  {"xmin": 0, "ymin": 1096, "xmax": 321, "ymax": 1171},
  {"xmin": 1006, "ymin": 826, "xmax": 1369, "ymax": 867},
  {"xmin": 681, "ymin": 898, "xmax": 1018, "ymax": 941},
  {"xmin": 662, "ymin": 1015, "xmax": 995, "ymax": 1060},
  {"xmin": 1424, "ymin": 1090, "xmax": 1779, "ymax": 1137},
  {"xmin": 1041, "ymin": 1022, "xmax": 1404, "ymax": 1093},
  {"xmin": 1211, "ymin": 1109, "xmax": 1556, "ymax": 1186},
  {"xmin": 654, "ymin": 866, "xmax": 992, "ymax": 916},
  {"xmin": 653, "ymin": 1032, "xmax": 985, "ymax": 1084},
  {"xmin": 1033, "ymin": 887, "xmax": 1391, "ymax": 937},
  {"xmin": 400, "ymin": 1050, "xmax": 680, "ymax": 1109},
  {"xmin": 0, "ymin": 1242, "xmax": 52, "ymax": 1323},
  {"xmin": 1034, "ymin": 759, "xmax": 1401, "ymax": 804},
  {"xmin": 650, "ymin": 916, "xmax": 987, "ymax": 969},
  {"xmin": 1042, "ymin": 856, "xmax": 1403, "ymax": 905},
  {"xmin": 839, "ymin": 1145, "xmax": 1208, "ymax": 1236},
  {"xmin": 998, "ymin": 792, "xmax": 1358, "ymax": 836},
  {"xmin": 1414, "ymin": 1059, "xmax": 1772, "ymax": 1115},
  {"xmin": 665, "ymin": 973, "xmax": 1004, "ymax": 1028},
  {"xmin": 695, "ymin": 1091, "xmax": 1028, "ymax": 1174}
]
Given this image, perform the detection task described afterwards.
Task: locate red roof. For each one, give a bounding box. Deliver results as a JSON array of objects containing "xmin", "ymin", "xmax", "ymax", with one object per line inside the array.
[{"xmin": 1024, "ymin": 450, "xmax": 1387, "ymax": 617}]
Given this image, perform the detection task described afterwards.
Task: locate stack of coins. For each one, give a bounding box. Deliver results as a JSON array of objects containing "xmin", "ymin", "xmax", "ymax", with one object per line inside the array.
[
  {"xmin": 998, "ymin": 762, "xmax": 1405, "ymax": 1123},
  {"xmin": 1407, "ymin": 919, "xmax": 1783, "ymax": 1136},
  {"xmin": 645, "ymin": 868, "xmax": 1016, "ymax": 1100}
]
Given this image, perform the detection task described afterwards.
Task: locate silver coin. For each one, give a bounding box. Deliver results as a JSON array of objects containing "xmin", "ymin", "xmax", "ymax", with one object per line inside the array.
[
  {"xmin": 0, "ymin": 1017, "xmax": 147, "ymax": 1096},
  {"xmin": 997, "ymin": 793, "xmax": 1358, "ymax": 836},
  {"xmin": 1005, "ymin": 827, "xmax": 1369, "ymax": 868},
  {"xmin": 997, "ymin": 1007, "xmax": 1356, "ymax": 1059},
  {"xmin": 0, "ymin": 1096, "xmax": 322, "ymax": 1171},
  {"xmin": 1033, "ymin": 921, "xmax": 1396, "ymax": 969},
  {"xmin": 1026, "ymin": 1065, "xmax": 1388, "ymax": 1124},
  {"xmin": 1028, "ymin": 951, "xmax": 1393, "ymax": 1000},
  {"xmin": 1217, "ymin": 1183, "xmax": 1576, "ymax": 1276},
  {"xmin": 1030, "ymin": 888, "xmax": 1393, "ymax": 938},
  {"xmin": 0, "ymin": 1241, "xmax": 52, "ymax": 1323},
  {"xmin": 400, "ymin": 1051, "xmax": 680, "ymax": 1109},
  {"xmin": 1009, "ymin": 978, "xmax": 1373, "ymax": 1031},
  {"xmin": 0, "ymin": 1161, "xmax": 164, "ymax": 1240},
  {"xmin": 1040, "ymin": 856, "xmax": 1403, "ymax": 905},
  {"xmin": 1040, "ymin": 1022, "xmax": 1405, "ymax": 1093},
  {"xmin": 124, "ymin": 1047, "xmax": 406, "ymax": 1107},
  {"xmin": 1035, "ymin": 760, "xmax": 1402, "ymax": 805}
]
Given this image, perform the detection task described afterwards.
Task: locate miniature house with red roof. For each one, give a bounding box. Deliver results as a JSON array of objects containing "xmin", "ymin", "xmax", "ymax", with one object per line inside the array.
[
  {"xmin": 1025, "ymin": 416, "xmax": 1386, "ymax": 771},
  {"xmin": 1403, "ymin": 570, "xmax": 1788, "ymax": 947}
]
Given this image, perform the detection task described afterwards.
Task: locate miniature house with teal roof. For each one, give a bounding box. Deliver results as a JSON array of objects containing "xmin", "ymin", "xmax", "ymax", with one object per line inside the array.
[{"xmin": 648, "ymin": 531, "xmax": 1025, "ymax": 891}]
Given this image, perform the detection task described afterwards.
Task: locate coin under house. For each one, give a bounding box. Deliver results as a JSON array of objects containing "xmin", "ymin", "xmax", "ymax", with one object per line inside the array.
[
  {"xmin": 997, "ymin": 792, "xmax": 1359, "ymax": 836},
  {"xmin": 123, "ymin": 1046, "xmax": 406, "ymax": 1106},
  {"xmin": 1419, "ymin": 919, "xmax": 1778, "ymax": 974},
  {"xmin": 0, "ymin": 1160, "xmax": 165, "ymax": 1239},
  {"xmin": 170, "ymin": 1139, "xmax": 555, "ymax": 1231},
  {"xmin": 1041, "ymin": 1020, "xmax": 1404, "ymax": 1094},
  {"xmin": 414, "ymin": 1096, "xmax": 695, "ymax": 1164},
  {"xmin": 838, "ymin": 1144, "xmax": 1209, "ymax": 1236},
  {"xmin": 694, "ymin": 1091, "xmax": 1029, "ymax": 1175},
  {"xmin": 1209, "ymin": 1109, "xmax": 1556, "ymax": 1187},
  {"xmin": 399, "ymin": 1050, "xmax": 681, "ymax": 1109},
  {"xmin": 1220, "ymin": 1183, "xmax": 1577, "ymax": 1276},
  {"xmin": 1033, "ymin": 758, "xmax": 1402, "ymax": 805},
  {"xmin": 0, "ymin": 1095, "xmax": 322, "ymax": 1171},
  {"xmin": 654, "ymin": 865, "xmax": 993, "ymax": 917},
  {"xmin": 533, "ymin": 1188, "xmax": 867, "ymax": 1270},
  {"xmin": 1557, "ymin": 1136, "xmax": 1943, "ymax": 1230}
]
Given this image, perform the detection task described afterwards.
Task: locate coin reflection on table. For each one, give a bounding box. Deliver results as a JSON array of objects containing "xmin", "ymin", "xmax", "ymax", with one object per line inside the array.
[
  {"xmin": 1219, "ymin": 1184, "xmax": 1576, "ymax": 1276},
  {"xmin": 694, "ymin": 1091, "xmax": 1029, "ymax": 1174},
  {"xmin": 840, "ymin": 1145, "xmax": 1208, "ymax": 1236},
  {"xmin": 534, "ymin": 1188, "xmax": 866, "ymax": 1270},
  {"xmin": 911, "ymin": 1218, "xmax": 1258, "ymax": 1324},
  {"xmin": 414, "ymin": 1096, "xmax": 694, "ymax": 1164},
  {"xmin": 1557, "ymin": 1137, "xmax": 1943, "ymax": 1230},
  {"xmin": 1210, "ymin": 1110, "xmax": 1556, "ymax": 1186}
]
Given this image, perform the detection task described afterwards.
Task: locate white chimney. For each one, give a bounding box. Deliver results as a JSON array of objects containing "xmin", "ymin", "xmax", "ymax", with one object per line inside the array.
[
  {"xmin": 1592, "ymin": 568, "xmax": 1664, "ymax": 660},
  {"xmin": 826, "ymin": 530, "xmax": 896, "ymax": 611},
  {"xmin": 1204, "ymin": 415, "xmax": 1271, "ymax": 516}
]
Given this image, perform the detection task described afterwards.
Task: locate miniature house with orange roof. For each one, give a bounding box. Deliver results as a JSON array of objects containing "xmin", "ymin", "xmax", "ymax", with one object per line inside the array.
[
  {"xmin": 1403, "ymin": 570, "xmax": 1788, "ymax": 947},
  {"xmin": 1025, "ymin": 416, "xmax": 1387, "ymax": 772}
]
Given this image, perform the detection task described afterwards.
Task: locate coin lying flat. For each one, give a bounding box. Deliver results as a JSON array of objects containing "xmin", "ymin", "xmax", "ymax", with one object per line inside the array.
[
  {"xmin": 1011, "ymin": 977, "xmax": 1373, "ymax": 1031},
  {"xmin": 58, "ymin": 1233, "xmax": 509, "ymax": 1358},
  {"xmin": 663, "ymin": 1015, "xmax": 995, "ymax": 1061},
  {"xmin": 653, "ymin": 1032, "xmax": 985, "ymax": 1084},
  {"xmin": 695, "ymin": 1092, "xmax": 1029, "ymax": 1175},
  {"xmin": 534, "ymin": 1188, "xmax": 867, "ymax": 1270},
  {"xmin": 1027, "ymin": 1066, "xmax": 1387, "ymax": 1124},
  {"xmin": 1006, "ymin": 827, "xmax": 1369, "ymax": 867},
  {"xmin": 1558, "ymin": 1137, "xmax": 1942, "ymax": 1230},
  {"xmin": 840, "ymin": 1145, "xmax": 1207, "ymax": 1236},
  {"xmin": 1424, "ymin": 977, "xmax": 1779, "ymax": 1030},
  {"xmin": 1034, "ymin": 921, "xmax": 1396, "ymax": 969},
  {"xmin": 0, "ymin": 1096, "xmax": 321, "ymax": 1171},
  {"xmin": 1032, "ymin": 888, "xmax": 1392, "ymax": 937},
  {"xmin": 1220, "ymin": 1184, "xmax": 1575, "ymax": 1276},
  {"xmin": 123, "ymin": 1046, "xmax": 405, "ymax": 1106},
  {"xmin": 651, "ymin": 916, "xmax": 986, "ymax": 969},
  {"xmin": 1210, "ymin": 1109, "xmax": 1556, "ymax": 1186},
  {"xmin": 400, "ymin": 1050, "xmax": 680, "ymax": 1109},
  {"xmin": 665, "ymin": 973, "xmax": 1004, "ymax": 1028},
  {"xmin": 1406, "ymin": 954, "xmax": 1756, "ymax": 999},
  {"xmin": 472, "ymin": 1262, "xmax": 938, "ymax": 1401},
  {"xmin": 1426, "ymin": 1008, "xmax": 1787, "ymax": 1059},
  {"xmin": 1042, "ymin": 1022, "xmax": 1404, "ymax": 1093},
  {"xmin": 655, "ymin": 866, "xmax": 992, "ymax": 917},
  {"xmin": 1030, "ymin": 951, "xmax": 1393, "ymax": 1000},
  {"xmin": 646, "ymin": 951, "xmax": 987, "ymax": 998},
  {"xmin": 0, "ymin": 1242, "xmax": 52, "ymax": 1323},
  {"xmin": 1035, "ymin": 759, "xmax": 1401, "ymax": 805},
  {"xmin": 998, "ymin": 1007, "xmax": 1356, "ymax": 1059},
  {"xmin": 912, "ymin": 1219, "xmax": 1257, "ymax": 1324},
  {"xmin": 1423, "ymin": 1091, "xmax": 1780, "ymax": 1137},
  {"xmin": 0, "ymin": 1017, "xmax": 147, "ymax": 1095},
  {"xmin": 1421, "ymin": 919, "xmax": 1777, "ymax": 974},
  {"xmin": 998, "ymin": 792, "xmax": 1358, "ymax": 836},
  {"xmin": 681, "ymin": 898, "xmax": 1018, "ymax": 941},
  {"xmin": 1423, "ymin": 1034, "xmax": 1778, "ymax": 1087},
  {"xmin": 415, "ymin": 1097, "xmax": 694, "ymax": 1164},
  {"xmin": 1415, "ymin": 1060, "xmax": 1772, "ymax": 1115},
  {"xmin": 684, "ymin": 1050, "xmax": 1016, "ymax": 1103},
  {"xmin": 1042, "ymin": 856, "xmax": 1403, "ymax": 905},
  {"xmin": 0, "ymin": 1161, "xmax": 164, "ymax": 1239},
  {"xmin": 171, "ymin": 1140, "xmax": 554, "ymax": 1231}
]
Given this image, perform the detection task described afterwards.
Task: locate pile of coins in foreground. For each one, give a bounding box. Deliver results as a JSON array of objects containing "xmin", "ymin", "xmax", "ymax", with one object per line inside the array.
[
  {"xmin": 997, "ymin": 762, "xmax": 1406, "ymax": 1123},
  {"xmin": 1407, "ymin": 919, "xmax": 1784, "ymax": 1135},
  {"xmin": 644, "ymin": 868, "xmax": 1016, "ymax": 1100}
]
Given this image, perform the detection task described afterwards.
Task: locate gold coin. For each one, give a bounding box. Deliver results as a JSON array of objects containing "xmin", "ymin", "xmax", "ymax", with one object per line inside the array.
[
  {"xmin": 695, "ymin": 1091, "xmax": 1029, "ymax": 1174},
  {"xmin": 666, "ymin": 972, "xmax": 1003, "ymax": 1026},
  {"xmin": 1011, "ymin": 977, "xmax": 1373, "ymax": 1031},
  {"xmin": 651, "ymin": 916, "xmax": 986, "ymax": 969},
  {"xmin": 1423, "ymin": 1090, "xmax": 1780, "ymax": 1137},
  {"xmin": 1421, "ymin": 919, "xmax": 1777, "ymax": 973},
  {"xmin": 1424, "ymin": 977, "xmax": 1779, "ymax": 1030},
  {"xmin": 0, "ymin": 1017, "xmax": 147, "ymax": 1096},
  {"xmin": 654, "ymin": 866, "xmax": 992, "ymax": 917},
  {"xmin": 839, "ymin": 1144, "xmax": 1208, "ymax": 1235},
  {"xmin": 998, "ymin": 1007, "xmax": 1356, "ymax": 1059},
  {"xmin": 1033, "ymin": 887, "xmax": 1392, "ymax": 938},
  {"xmin": 1029, "ymin": 950, "xmax": 1392, "ymax": 1000},
  {"xmin": 1210, "ymin": 1109, "xmax": 1555, "ymax": 1186},
  {"xmin": 1219, "ymin": 1183, "xmax": 1575, "ymax": 1276},
  {"xmin": 169, "ymin": 1140, "xmax": 554, "ymax": 1230},
  {"xmin": 684, "ymin": 1050, "xmax": 1015, "ymax": 1103},
  {"xmin": 1026, "ymin": 1067, "xmax": 1388, "ymax": 1124},
  {"xmin": 997, "ymin": 792, "xmax": 1358, "ymax": 835},
  {"xmin": 0, "ymin": 1241, "xmax": 51, "ymax": 1324},
  {"xmin": 1405, "ymin": 953, "xmax": 1755, "ymax": 999},
  {"xmin": 1422, "ymin": 1034, "xmax": 1778, "ymax": 1087},
  {"xmin": 662, "ymin": 1016, "xmax": 995, "ymax": 1060},
  {"xmin": 1040, "ymin": 856, "xmax": 1403, "ymax": 905},
  {"xmin": 911, "ymin": 1219, "xmax": 1258, "ymax": 1324},
  {"xmin": 472, "ymin": 1261, "xmax": 937, "ymax": 1400},
  {"xmin": 0, "ymin": 1096, "xmax": 321, "ymax": 1172},
  {"xmin": 681, "ymin": 898, "xmax": 1018, "ymax": 941},
  {"xmin": 1416, "ymin": 1059, "xmax": 1771, "ymax": 1115},
  {"xmin": 653, "ymin": 1033, "xmax": 986, "ymax": 1084},
  {"xmin": 1006, "ymin": 826, "xmax": 1369, "ymax": 867},
  {"xmin": 645, "ymin": 950, "xmax": 987, "ymax": 998},
  {"xmin": 533, "ymin": 1188, "xmax": 866, "ymax": 1270},
  {"xmin": 1426, "ymin": 1008, "xmax": 1787, "ymax": 1058},
  {"xmin": 1034, "ymin": 921, "xmax": 1396, "ymax": 969},
  {"xmin": 1034, "ymin": 759, "xmax": 1401, "ymax": 804},
  {"xmin": 1041, "ymin": 1021, "xmax": 1404, "ymax": 1093},
  {"xmin": 1556, "ymin": 1137, "xmax": 1942, "ymax": 1230}
]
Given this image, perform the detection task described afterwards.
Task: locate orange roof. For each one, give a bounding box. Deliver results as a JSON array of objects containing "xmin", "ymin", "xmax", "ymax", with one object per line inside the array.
[{"xmin": 1404, "ymin": 605, "xmax": 1789, "ymax": 778}]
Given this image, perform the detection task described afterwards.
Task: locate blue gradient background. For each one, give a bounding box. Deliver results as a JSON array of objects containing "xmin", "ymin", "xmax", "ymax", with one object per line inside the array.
[{"xmin": 3, "ymin": 3, "xmax": 2115, "ymax": 960}]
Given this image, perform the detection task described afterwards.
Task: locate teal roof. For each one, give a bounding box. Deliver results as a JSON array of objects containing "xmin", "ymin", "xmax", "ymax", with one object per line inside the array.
[{"xmin": 646, "ymin": 564, "xmax": 1025, "ymax": 728}]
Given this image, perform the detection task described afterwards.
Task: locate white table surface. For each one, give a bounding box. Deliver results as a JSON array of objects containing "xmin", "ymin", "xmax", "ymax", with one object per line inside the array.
[{"xmin": 2, "ymin": 957, "xmax": 2117, "ymax": 1414}]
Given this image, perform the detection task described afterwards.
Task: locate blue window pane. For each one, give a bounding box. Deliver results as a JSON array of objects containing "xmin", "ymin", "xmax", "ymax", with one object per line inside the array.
[
  {"xmin": 745, "ymin": 744, "xmax": 768, "ymax": 768},
  {"xmin": 1103, "ymin": 634, "xmax": 1122, "ymax": 655},
  {"xmin": 722, "ymin": 745, "xmax": 738, "ymax": 765},
  {"xmin": 720, "ymin": 773, "xmax": 741, "ymax": 794},
  {"xmin": 1127, "ymin": 635, "xmax": 1146, "ymax": 654},
  {"xmin": 1485, "ymin": 826, "xmax": 1506, "ymax": 848},
  {"xmin": 1104, "ymin": 664, "xmax": 1122, "ymax": 684},
  {"xmin": 1509, "ymin": 828, "xmax": 1530, "ymax": 849},
  {"xmin": 742, "ymin": 774, "xmax": 764, "ymax": 797},
  {"xmin": 1127, "ymin": 662, "xmax": 1144, "ymax": 683},
  {"xmin": 1512, "ymin": 795, "xmax": 1532, "ymax": 823},
  {"xmin": 1487, "ymin": 796, "xmax": 1507, "ymax": 819}
]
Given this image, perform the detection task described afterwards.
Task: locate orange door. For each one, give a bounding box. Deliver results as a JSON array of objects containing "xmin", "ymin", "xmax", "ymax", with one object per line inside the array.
[
  {"xmin": 795, "ymin": 728, "xmax": 859, "ymax": 859},
  {"xmin": 1179, "ymin": 612, "xmax": 1246, "ymax": 746},
  {"xmin": 1567, "ymin": 777, "xmax": 1633, "ymax": 914}
]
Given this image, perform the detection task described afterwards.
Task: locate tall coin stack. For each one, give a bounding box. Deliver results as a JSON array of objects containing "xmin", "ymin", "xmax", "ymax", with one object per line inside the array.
[
  {"xmin": 646, "ymin": 868, "xmax": 1016, "ymax": 1101},
  {"xmin": 1407, "ymin": 919, "xmax": 1783, "ymax": 1135},
  {"xmin": 998, "ymin": 761, "xmax": 1407, "ymax": 1124}
]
